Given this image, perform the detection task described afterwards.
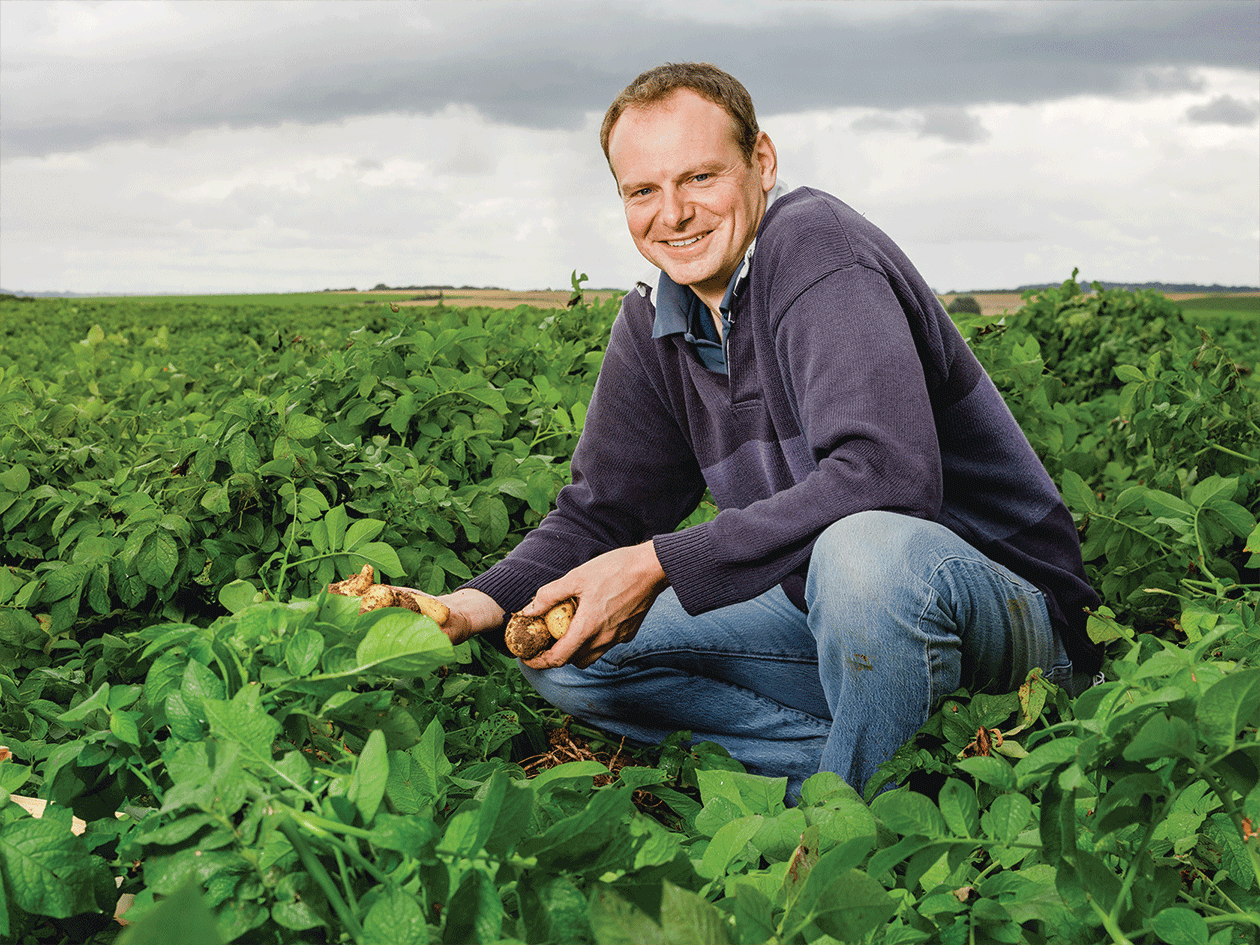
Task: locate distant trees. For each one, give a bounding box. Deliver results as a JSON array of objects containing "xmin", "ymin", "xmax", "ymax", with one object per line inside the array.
[{"xmin": 945, "ymin": 295, "xmax": 983, "ymax": 315}]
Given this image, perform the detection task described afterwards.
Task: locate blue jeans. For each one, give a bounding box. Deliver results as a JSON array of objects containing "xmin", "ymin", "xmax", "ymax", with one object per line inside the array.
[{"xmin": 521, "ymin": 510, "xmax": 1084, "ymax": 800}]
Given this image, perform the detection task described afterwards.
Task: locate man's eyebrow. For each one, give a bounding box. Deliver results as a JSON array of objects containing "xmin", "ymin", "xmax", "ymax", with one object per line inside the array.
[
  {"xmin": 619, "ymin": 179, "xmax": 652, "ymax": 196},
  {"xmin": 619, "ymin": 162, "xmax": 727, "ymax": 197}
]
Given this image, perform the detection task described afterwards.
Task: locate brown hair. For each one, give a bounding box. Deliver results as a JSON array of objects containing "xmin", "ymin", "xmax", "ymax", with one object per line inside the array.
[{"xmin": 600, "ymin": 62, "xmax": 760, "ymax": 166}]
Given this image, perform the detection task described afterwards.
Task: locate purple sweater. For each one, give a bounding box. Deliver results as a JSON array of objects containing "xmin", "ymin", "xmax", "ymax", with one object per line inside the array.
[{"xmin": 466, "ymin": 187, "xmax": 1101, "ymax": 669}]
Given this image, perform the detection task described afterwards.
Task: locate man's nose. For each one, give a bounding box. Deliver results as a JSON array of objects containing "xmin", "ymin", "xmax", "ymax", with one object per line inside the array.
[{"xmin": 659, "ymin": 185, "xmax": 692, "ymax": 229}]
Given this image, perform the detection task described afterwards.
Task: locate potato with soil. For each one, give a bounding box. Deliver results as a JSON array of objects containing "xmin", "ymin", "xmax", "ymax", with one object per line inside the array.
[
  {"xmin": 327, "ymin": 564, "xmax": 451, "ymax": 624},
  {"xmin": 505, "ymin": 597, "xmax": 576, "ymax": 659}
]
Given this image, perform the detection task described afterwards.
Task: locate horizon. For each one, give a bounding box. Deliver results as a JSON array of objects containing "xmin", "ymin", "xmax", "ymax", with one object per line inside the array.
[{"xmin": 6, "ymin": 277, "xmax": 1259, "ymax": 302}]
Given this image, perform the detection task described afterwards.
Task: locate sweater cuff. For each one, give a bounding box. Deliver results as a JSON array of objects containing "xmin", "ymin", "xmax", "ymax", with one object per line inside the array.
[
  {"xmin": 460, "ymin": 564, "xmax": 543, "ymax": 618},
  {"xmin": 653, "ymin": 522, "xmax": 741, "ymax": 616}
]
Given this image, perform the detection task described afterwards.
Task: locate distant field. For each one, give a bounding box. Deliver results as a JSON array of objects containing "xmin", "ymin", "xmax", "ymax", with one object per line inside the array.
[
  {"xmin": 338, "ymin": 287, "xmax": 629, "ymax": 309},
  {"xmin": 8, "ymin": 287, "xmax": 1255, "ymax": 318},
  {"xmin": 941, "ymin": 290, "xmax": 1260, "ymax": 318}
]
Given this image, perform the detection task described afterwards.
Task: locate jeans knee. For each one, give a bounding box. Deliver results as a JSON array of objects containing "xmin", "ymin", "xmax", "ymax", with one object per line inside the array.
[{"xmin": 808, "ymin": 511, "xmax": 935, "ymax": 600}]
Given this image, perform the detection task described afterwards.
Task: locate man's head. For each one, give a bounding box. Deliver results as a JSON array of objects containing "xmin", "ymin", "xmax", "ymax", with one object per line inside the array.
[
  {"xmin": 602, "ymin": 63, "xmax": 777, "ymax": 311},
  {"xmin": 600, "ymin": 62, "xmax": 760, "ymax": 166}
]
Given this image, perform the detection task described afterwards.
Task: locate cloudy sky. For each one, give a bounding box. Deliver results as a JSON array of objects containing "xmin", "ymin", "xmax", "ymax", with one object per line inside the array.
[{"xmin": 2, "ymin": 0, "xmax": 1257, "ymax": 296}]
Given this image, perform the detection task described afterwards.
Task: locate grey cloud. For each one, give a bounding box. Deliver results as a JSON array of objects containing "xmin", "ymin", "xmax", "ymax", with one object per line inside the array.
[
  {"xmin": 1186, "ymin": 94, "xmax": 1260, "ymax": 126},
  {"xmin": 916, "ymin": 108, "xmax": 990, "ymax": 144},
  {"xmin": 850, "ymin": 113, "xmax": 911, "ymax": 133},
  {"xmin": 848, "ymin": 108, "xmax": 990, "ymax": 144},
  {"xmin": 2, "ymin": 0, "xmax": 1257, "ymax": 158}
]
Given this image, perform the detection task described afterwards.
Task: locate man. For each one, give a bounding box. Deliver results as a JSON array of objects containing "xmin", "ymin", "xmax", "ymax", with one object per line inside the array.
[{"xmin": 431, "ymin": 63, "xmax": 1100, "ymax": 798}]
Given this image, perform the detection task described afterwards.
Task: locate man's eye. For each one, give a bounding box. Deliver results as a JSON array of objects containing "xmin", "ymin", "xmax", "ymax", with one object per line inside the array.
[{"xmin": 693, "ymin": 174, "xmax": 710, "ymax": 182}]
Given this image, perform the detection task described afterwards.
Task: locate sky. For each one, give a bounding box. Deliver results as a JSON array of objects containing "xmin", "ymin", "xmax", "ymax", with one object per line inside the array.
[{"xmin": 1, "ymin": 0, "xmax": 1258, "ymax": 296}]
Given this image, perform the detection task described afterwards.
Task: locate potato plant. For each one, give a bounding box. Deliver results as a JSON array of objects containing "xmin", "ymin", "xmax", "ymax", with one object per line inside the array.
[{"xmin": 1, "ymin": 280, "xmax": 1258, "ymax": 944}]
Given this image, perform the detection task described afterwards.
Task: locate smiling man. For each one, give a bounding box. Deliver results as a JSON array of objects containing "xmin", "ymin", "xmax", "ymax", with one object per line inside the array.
[{"xmin": 434, "ymin": 62, "xmax": 1101, "ymax": 799}]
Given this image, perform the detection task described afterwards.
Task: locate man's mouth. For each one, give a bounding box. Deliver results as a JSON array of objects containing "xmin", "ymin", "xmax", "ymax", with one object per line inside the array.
[{"xmin": 664, "ymin": 232, "xmax": 709, "ymax": 248}]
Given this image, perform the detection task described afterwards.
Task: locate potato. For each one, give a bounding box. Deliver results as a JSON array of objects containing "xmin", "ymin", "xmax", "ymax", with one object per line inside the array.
[
  {"xmin": 544, "ymin": 597, "xmax": 576, "ymax": 639},
  {"xmin": 327, "ymin": 565, "xmax": 451, "ymax": 625},
  {"xmin": 329, "ymin": 564, "xmax": 375, "ymax": 597},
  {"xmin": 505, "ymin": 597, "xmax": 576, "ymax": 659}
]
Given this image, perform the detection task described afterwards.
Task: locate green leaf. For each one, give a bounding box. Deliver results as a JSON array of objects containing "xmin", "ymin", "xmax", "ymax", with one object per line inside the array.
[
  {"xmin": 1188, "ymin": 475, "xmax": 1237, "ymax": 508},
  {"xmin": 0, "ymin": 817, "xmax": 112, "ymax": 918},
  {"xmin": 1113, "ymin": 364, "xmax": 1146, "ymax": 383},
  {"xmin": 58, "ymin": 681, "xmax": 110, "ymax": 724},
  {"xmin": 201, "ymin": 688, "xmax": 294, "ymax": 788},
  {"xmin": 659, "ymin": 881, "xmax": 732, "ymax": 945},
  {"xmin": 444, "ymin": 868, "xmax": 503, "ymax": 944},
  {"xmin": 0, "ymin": 463, "xmax": 30, "ymax": 492},
  {"xmin": 284, "ymin": 626, "xmax": 323, "ymax": 675},
  {"xmin": 348, "ymin": 541, "xmax": 403, "ymax": 578},
  {"xmin": 871, "ymin": 788, "xmax": 947, "ymax": 837},
  {"xmin": 110, "ymin": 709, "xmax": 142, "ymax": 746},
  {"xmin": 780, "ymin": 844, "xmax": 896, "ymax": 943},
  {"xmin": 588, "ymin": 888, "xmax": 664, "ymax": 945},
  {"xmin": 697, "ymin": 815, "xmax": 763, "ymax": 880},
  {"xmin": 939, "ymin": 778, "xmax": 979, "ymax": 837},
  {"xmin": 218, "ymin": 579, "xmax": 259, "ymax": 615},
  {"xmin": 324, "ymin": 504, "xmax": 348, "ymax": 551},
  {"xmin": 116, "ymin": 882, "xmax": 225, "ymax": 945},
  {"xmin": 285, "ymin": 411, "xmax": 324, "ymax": 440},
  {"xmin": 1207, "ymin": 812, "xmax": 1256, "ymax": 890},
  {"xmin": 347, "ymin": 729, "xmax": 388, "ymax": 825},
  {"xmin": 1151, "ymin": 906, "xmax": 1208, "ymax": 945},
  {"xmin": 347, "ymin": 611, "xmax": 453, "ymax": 677},
  {"xmin": 1197, "ymin": 669, "xmax": 1260, "ymax": 749},
  {"xmin": 530, "ymin": 759, "xmax": 609, "ymax": 793},
  {"xmin": 137, "ymin": 530, "xmax": 178, "ymax": 587},
  {"xmin": 695, "ymin": 768, "xmax": 786, "ymax": 817},
  {"xmin": 227, "ymin": 431, "xmax": 259, "ymax": 473},
  {"xmin": 1123, "ymin": 713, "xmax": 1197, "ymax": 761},
  {"xmin": 200, "ymin": 483, "xmax": 230, "ymax": 515},
  {"xmin": 361, "ymin": 887, "xmax": 427, "ymax": 945},
  {"xmin": 1060, "ymin": 469, "xmax": 1096, "ymax": 513},
  {"xmin": 344, "ymin": 518, "xmax": 386, "ymax": 550},
  {"xmin": 982, "ymin": 792, "xmax": 1033, "ymax": 845},
  {"xmin": 956, "ymin": 755, "xmax": 1016, "ymax": 792},
  {"xmin": 1143, "ymin": 489, "xmax": 1194, "ymax": 519}
]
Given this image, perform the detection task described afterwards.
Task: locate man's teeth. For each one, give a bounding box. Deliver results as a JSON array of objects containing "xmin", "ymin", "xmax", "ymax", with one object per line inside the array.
[{"xmin": 667, "ymin": 235, "xmax": 703, "ymax": 247}]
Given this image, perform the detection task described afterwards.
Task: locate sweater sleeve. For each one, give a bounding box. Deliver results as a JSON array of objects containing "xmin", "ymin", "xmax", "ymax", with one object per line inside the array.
[
  {"xmin": 653, "ymin": 263, "xmax": 944, "ymax": 615},
  {"xmin": 462, "ymin": 306, "xmax": 707, "ymax": 614}
]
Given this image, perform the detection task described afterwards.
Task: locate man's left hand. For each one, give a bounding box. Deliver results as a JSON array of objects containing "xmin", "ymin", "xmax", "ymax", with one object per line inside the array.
[{"xmin": 520, "ymin": 541, "xmax": 669, "ymax": 670}]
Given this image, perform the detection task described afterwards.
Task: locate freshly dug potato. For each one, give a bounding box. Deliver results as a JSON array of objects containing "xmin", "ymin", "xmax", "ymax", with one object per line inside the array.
[
  {"xmin": 327, "ymin": 565, "xmax": 450, "ymax": 625},
  {"xmin": 329, "ymin": 564, "xmax": 375, "ymax": 596},
  {"xmin": 505, "ymin": 597, "xmax": 576, "ymax": 659}
]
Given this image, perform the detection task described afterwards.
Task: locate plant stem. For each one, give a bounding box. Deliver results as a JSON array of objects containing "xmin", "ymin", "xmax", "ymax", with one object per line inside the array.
[{"xmin": 278, "ymin": 818, "xmax": 364, "ymax": 942}]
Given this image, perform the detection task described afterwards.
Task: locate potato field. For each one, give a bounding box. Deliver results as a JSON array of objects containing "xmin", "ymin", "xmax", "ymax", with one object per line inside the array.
[{"xmin": 0, "ymin": 274, "xmax": 1257, "ymax": 944}]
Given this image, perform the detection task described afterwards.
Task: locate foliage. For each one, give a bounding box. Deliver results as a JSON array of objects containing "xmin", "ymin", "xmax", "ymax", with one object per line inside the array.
[
  {"xmin": 944, "ymin": 295, "xmax": 982, "ymax": 316},
  {"xmin": 1, "ymin": 278, "xmax": 1258, "ymax": 944}
]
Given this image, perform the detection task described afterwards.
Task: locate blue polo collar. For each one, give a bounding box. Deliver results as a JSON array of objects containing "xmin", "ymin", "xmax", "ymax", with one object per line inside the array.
[{"xmin": 649, "ymin": 241, "xmax": 752, "ymax": 337}]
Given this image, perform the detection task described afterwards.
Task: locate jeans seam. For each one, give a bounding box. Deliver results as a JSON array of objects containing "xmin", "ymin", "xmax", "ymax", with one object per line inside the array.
[
  {"xmin": 603, "ymin": 647, "xmax": 819, "ymax": 671},
  {"xmin": 916, "ymin": 553, "xmax": 1044, "ymax": 706}
]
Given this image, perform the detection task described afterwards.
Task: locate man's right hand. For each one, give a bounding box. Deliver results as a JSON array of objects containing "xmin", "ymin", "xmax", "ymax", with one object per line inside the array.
[
  {"xmin": 429, "ymin": 587, "xmax": 506, "ymax": 646},
  {"xmin": 386, "ymin": 585, "xmax": 505, "ymax": 646}
]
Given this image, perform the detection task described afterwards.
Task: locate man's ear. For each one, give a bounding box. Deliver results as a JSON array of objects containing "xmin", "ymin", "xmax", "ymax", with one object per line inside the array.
[{"xmin": 754, "ymin": 131, "xmax": 778, "ymax": 193}]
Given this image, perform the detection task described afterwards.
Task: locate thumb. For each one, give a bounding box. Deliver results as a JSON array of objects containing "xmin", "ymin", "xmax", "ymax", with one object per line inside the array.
[{"xmin": 521, "ymin": 579, "xmax": 577, "ymax": 618}]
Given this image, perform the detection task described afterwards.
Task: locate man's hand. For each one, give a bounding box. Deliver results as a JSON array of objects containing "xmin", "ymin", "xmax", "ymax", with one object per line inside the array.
[
  {"xmin": 520, "ymin": 541, "xmax": 669, "ymax": 670},
  {"xmin": 389, "ymin": 586, "xmax": 505, "ymax": 647}
]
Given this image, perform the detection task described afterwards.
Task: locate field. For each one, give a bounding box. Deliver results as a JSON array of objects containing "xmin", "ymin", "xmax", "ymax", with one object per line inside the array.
[{"xmin": 1, "ymin": 275, "xmax": 1258, "ymax": 944}]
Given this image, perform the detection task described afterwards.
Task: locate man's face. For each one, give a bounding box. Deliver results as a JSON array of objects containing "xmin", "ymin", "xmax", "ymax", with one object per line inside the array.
[{"xmin": 607, "ymin": 89, "xmax": 777, "ymax": 309}]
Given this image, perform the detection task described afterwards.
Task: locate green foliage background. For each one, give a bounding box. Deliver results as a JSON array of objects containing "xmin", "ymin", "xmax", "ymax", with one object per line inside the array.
[{"xmin": 1, "ymin": 276, "xmax": 1258, "ymax": 944}]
